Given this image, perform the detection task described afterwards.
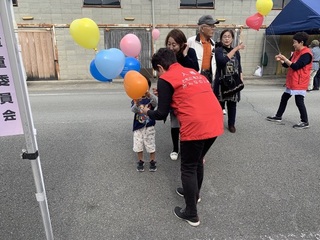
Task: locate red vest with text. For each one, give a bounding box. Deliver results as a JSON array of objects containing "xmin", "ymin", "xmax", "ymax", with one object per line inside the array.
[
  {"xmin": 286, "ymin": 47, "xmax": 312, "ymax": 90},
  {"xmin": 161, "ymin": 63, "xmax": 224, "ymax": 141}
]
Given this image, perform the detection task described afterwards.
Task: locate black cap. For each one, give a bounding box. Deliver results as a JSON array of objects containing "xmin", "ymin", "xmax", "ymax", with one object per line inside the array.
[{"xmin": 197, "ymin": 15, "xmax": 219, "ymax": 25}]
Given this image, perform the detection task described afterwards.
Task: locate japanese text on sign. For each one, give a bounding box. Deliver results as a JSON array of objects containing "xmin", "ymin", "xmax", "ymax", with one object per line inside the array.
[{"xmin": 0, "ymin": 17, "xmax": 23, "ymax": 137}]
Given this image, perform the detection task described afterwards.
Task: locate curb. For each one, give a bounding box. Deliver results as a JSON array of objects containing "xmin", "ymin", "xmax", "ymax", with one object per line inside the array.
[{"xmin": 26, "ymin": 76, "xmax": 286, "ymax": 91}]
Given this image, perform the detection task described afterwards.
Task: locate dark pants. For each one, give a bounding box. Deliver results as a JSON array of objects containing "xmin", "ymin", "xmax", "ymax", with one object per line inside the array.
[
  {"xmin": 313, "ymin": 69, "xmax": 320, "ymax": 90},
  {"xmin": 180, "ymin": 137, "xmax": 217, "ymax": 217},
  {"xmin": 276, "ymin": 92, "xmax": 308, "ymax": 123},
  {"xmin": 200, "ymin": 70, "xmax": 212, "ymax": 83},
  {"xmin": 220, "ymin": 101, "xmax": 237, "ymax": 126}
]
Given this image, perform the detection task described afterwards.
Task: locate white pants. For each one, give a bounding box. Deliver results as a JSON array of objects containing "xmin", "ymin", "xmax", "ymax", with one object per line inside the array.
[{"xmin": 133, "ymin": 126, "xmax": 156, "ymax": 153}]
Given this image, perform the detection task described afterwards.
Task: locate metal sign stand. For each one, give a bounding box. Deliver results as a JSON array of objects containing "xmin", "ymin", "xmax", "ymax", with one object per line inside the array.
[{"xmin": 0, "ymin": 0, "xmax": 54, "ymax": 239}]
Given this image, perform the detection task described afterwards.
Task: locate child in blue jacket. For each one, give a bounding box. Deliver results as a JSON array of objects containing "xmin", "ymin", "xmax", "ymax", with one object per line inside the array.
[{"xmin": 131, "ymin": 76, "xmax": 158, "ymax": 172}]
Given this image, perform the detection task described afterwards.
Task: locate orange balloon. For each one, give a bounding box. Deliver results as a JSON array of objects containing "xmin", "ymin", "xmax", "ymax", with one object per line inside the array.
[{"xmin": 123, "ymin": 70, "xmax": 148, "ymax": 99}]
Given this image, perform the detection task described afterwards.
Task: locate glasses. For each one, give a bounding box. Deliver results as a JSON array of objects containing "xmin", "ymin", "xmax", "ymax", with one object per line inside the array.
[{"xmin": 203, "ymin": 25, "xmax": 216, "ymax": 29}]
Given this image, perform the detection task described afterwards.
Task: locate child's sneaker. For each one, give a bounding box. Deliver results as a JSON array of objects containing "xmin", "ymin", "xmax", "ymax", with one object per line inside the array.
[
  {"xmin": 149, "ymin": 160, "xmax": 157, "ymax": 172},
  {"xmin": 136, "ymin": 160, "xmax": 144, "ymax": 172}
]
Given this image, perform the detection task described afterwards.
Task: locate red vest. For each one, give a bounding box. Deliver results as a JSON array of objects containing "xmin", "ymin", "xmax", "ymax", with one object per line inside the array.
[
  {"xmin": 286, "ymin": 47, "xmax": 312, "ymax": 90},
  {"xmin": 161, "ymin": 63, "xmax": 224, "ymax": 141}
]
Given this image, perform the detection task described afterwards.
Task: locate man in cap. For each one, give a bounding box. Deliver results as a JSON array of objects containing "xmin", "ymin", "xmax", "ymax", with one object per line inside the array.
[{"xmin": 187, "ymin": 15, "xmax": 219, "ymax": 84}]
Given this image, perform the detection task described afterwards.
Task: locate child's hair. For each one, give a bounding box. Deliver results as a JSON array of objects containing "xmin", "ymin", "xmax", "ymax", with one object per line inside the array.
[{"xmin": 142, "ymin": 74, "xmax": 152, "ymax": 89}]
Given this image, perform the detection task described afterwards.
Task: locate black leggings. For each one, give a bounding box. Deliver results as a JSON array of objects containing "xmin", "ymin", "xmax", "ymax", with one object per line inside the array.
[{"xmin": 276, "ymin": 92, "xmax": 308, "ymax": 123}]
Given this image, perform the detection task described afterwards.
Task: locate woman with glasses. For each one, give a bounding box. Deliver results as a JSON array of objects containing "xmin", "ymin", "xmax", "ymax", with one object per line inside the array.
[{"xmin": 213, "ymin": 29, "xmax": 245, "ymax": 133}]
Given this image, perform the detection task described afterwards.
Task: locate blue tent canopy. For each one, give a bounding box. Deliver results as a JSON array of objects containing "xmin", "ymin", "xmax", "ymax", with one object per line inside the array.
[{"xmin": 266, "ymin": 0, "xmax": 320, "ymax": 35}]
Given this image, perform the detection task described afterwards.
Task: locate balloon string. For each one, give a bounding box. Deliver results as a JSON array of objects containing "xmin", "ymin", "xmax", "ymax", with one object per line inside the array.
[
  {"xmin": 266, "ymin": 39, "xmax": 281, "ymax": 52},
  {"xmin": 268, "ymin": 26, "xmax": 281, "ymax": 53}
]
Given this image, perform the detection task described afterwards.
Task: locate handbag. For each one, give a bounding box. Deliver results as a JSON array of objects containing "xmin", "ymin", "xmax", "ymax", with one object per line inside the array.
[
  {"xmin": 220, "ymin": 49, "xmax": 244, "ymax": 98},
  {"xmin": 220, "ymin": 73, "xmax": 244, "ymax": 98}
]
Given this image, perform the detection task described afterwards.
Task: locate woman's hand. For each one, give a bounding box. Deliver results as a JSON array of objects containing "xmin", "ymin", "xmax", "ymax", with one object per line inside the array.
[
  {"xmin": 237, "ymin": 42, "xmax": 245, "ymax": 50},
  {"xmin": 275, "ymin": 53, "xmax": 288, "ymax": 64},
  {"xmin": 182, "ymin": 43, "xmax": 189, "ymax": 57}
]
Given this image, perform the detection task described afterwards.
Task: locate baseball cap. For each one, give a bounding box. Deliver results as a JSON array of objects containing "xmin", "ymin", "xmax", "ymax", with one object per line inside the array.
[{"xmin": 197, "ymin": 15, "xmax": 220, "ymax": 25}]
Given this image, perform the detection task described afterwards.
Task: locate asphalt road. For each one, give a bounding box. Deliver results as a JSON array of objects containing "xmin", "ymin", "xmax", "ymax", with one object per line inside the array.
[{"xmin": 1, "ymin": 80, "xmax": 320, "ymax": 240}]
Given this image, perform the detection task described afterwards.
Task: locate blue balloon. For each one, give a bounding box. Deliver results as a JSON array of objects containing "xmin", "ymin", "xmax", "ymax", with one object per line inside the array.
[
  {"xmin": 95, "ymin": 48, "xmax": 125, "ymax": 79},
  {"xmin": 120, "ymin": 57, "xmax": 141, "ymax": 78},
  {"xmin": 89, "ymin": 59, "xmax": 112, "ymax": 82}
]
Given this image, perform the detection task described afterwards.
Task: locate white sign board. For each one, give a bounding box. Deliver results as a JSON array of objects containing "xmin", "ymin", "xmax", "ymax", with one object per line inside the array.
[{"xmin": 0, "ymin": 16, "xmax": 23, "ymax": 137}]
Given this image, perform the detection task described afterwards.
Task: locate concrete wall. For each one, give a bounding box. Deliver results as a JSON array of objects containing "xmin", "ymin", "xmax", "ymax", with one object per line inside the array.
[{"xmin": 13, "ymin": 0, "xmax": 282, "ymax": 80}]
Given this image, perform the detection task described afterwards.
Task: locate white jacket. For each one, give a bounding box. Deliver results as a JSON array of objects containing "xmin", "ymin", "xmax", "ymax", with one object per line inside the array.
[{"xmin": 187, "ymin": 34, "xmax": 217, "ymax": 81}]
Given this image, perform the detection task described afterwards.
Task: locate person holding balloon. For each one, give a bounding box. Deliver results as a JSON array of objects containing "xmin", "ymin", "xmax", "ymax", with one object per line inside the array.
[
  {"xmin": 142, "ymin": 48, "xmax": 223, "ymax": 227},
  {"xmin": 165, "ymin": 28, "xmax": 199, "ymax": 161},
  {"xmin": 267, "ymin": 32, "xmax": 312, "ymax": 129},
  {"xmin": 131, "ymin": 76, "xmax": 158, "ymax": 172}
]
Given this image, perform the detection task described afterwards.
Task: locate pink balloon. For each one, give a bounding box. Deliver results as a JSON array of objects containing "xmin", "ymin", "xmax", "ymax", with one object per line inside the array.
[
  {"xmin": 152, "ymin": 29, "xmax": 160, "ymax": 40},
  {"xmin": 246, "ymin": 13, "xmax": 264, "ymax": 31},
  {"xmin": 120, "ymin": 34, "xmax": 141, "ymax": 57}
]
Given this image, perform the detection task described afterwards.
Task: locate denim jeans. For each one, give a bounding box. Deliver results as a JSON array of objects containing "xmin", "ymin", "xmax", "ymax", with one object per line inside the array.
[
  {"xmin": 180, "ymin": 137, "xmax": 217, "ymax": 217},
  {"xmin": 276, "ymin": 92, "xmax": 308, "ymax": 123}
]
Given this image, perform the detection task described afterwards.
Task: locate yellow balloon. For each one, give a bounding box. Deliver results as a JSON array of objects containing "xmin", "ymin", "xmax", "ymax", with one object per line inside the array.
[
  {"xmin": 256, "ymin": 0, "xmax": 273, "ymax": 16},
  {"xmin": 70, "ymin": 18, "xmax": 100, "ymax": 49}
]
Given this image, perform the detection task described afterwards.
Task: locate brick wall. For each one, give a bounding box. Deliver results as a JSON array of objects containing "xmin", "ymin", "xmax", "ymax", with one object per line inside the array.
[{"xmin": 13, "ymin": 0, "xmax": 281, "ymax": 80}]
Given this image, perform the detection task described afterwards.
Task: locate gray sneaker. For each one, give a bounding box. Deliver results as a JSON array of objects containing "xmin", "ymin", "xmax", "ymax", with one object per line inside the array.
[
  {"xmin": 293, "ymin": 122, "xmax": 309, "ymax": 129},
  {"xmin": 266, "ymin": 115, "xmax": 282, "ymax": 122}
]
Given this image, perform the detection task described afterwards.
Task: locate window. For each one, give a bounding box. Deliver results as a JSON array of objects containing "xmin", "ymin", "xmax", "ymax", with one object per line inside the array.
[
  {"xmin": 272, "ymin": 0, "xmax": 291, "ymax": 9},
  {"xmin": 83, "ymin": 0, "xmax": 120, "ymax": 7},
  {"xmin": 12, "ymin": 0, "xmax": 17, "ymax": 6},
  {"xmin": 180, "ymin": 0, "xmax": 214, "ymax": 8}
]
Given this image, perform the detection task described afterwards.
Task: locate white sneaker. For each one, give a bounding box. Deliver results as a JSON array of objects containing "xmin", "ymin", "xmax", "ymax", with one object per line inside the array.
[
  {"xmin": 170, "ymin": 152, "xmax": 179, "ymax": 161},
  {"xmin": 222, "ymin": 109, "xmax": 227, "ymax": 115}
]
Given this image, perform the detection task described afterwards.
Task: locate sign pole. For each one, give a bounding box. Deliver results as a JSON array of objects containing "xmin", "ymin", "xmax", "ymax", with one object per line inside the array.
[{"xmin": 0, "ymin": 0, "xmax": 54, "ymax": 239}]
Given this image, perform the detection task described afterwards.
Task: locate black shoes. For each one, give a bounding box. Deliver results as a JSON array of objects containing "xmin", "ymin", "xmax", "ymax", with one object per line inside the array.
[
  {"xmin": 149, "ymin": 160, "xmax": 157, "ymax": 172},
  {"xmin": 137, "ymin": 160, "xmax": 157, "ymax": 172},
  {"xmin": 228, "ymin": 125, "xmax": 236, "ymax": 133},
  {"xmin": 176, "ymin": 187, "xmax": 201, "ymax": 203},
  {"xmin": 136, "ymin": 160, "xmax": 144, "ymax": 172},
  {"xmin": 266, "ymin": 115, "xmax": 282, "ymax": 122},
  {"xmin": 173, "ymin": 206, "xmax": 200, "ymax": 227},
  {"xmin": 293, "ymin": 122, "xmax": 309, "ymax": 129}
]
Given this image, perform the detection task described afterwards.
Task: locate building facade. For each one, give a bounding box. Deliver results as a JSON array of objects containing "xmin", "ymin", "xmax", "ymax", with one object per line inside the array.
[{"xmin": 12, "ymin": 0, "xmax": 286, "ymax": 80}]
